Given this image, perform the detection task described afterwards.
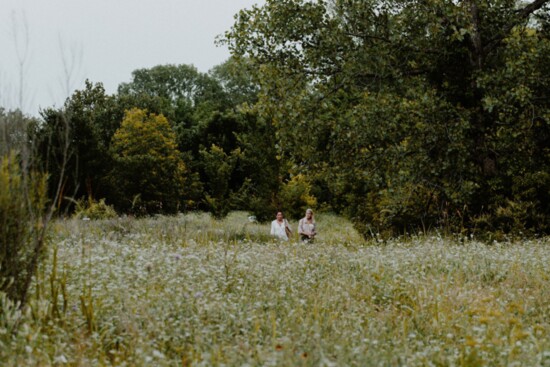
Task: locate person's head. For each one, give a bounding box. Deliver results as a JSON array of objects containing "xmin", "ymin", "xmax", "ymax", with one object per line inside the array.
[
  {"xmin": 305, "ymin": 208, "xmax": 313, "ymax": 220},
  {"xmin": 276, "ymin": 211, "xmax": 284, "ymax": 221}
]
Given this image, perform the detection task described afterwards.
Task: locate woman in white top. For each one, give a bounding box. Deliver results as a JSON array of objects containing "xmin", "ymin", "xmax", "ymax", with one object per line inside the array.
[
  {"xmin": 298, "ymin": 208, "xmax": 316, "ymax": 242},
  {"xmin": 270, "ymin": 211, "xmax": 292, "ymax": 241}
]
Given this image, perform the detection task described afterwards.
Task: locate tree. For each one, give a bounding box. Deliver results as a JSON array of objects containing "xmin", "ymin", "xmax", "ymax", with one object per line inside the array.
[
  {"xmin": 117, "ymin": 65, "xmax": 231, "ymax": 210},
  {"xmin": 118, "ymin": 64, "xmax": 228, "ymax": 111},
  {"xmin": 209, "ymin": 57, "xmax": 260, "ymax": 108},
  {"xmin": 226, "ymin": 0, "xmax": 550, "ymax": 236},
  {"xmin": 33, "ymin": 81, "xmax": 119, "ymax": 210},
  {"xmin": 0, "ymin": 108, "xmax": 37, "ymax": 158},
  {"xmin": 200, "ymin": 144, "xmax": 242, "ymax": 218},
  {"xmin": 231, "ymin": 109, "xmax": 282, "ymax": 221},
  {"xmin": 117, "ymin": 63, "xmax": 279, "ymax": 217},
  {"xmin": 110, "ymin": 108, "xmax": 187, "ymax": 214}
]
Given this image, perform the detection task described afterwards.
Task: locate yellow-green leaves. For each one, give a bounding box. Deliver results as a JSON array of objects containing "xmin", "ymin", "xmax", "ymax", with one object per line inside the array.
[
  {"xmin": 110, "ymin": 108, "xmax": 187, "ymax": 214},
  {"xmin": 278, "ymin": 174, "xmax": 317, "ymax": 219},
  {"xmin": 112, "ymin": 108, "xmax": 179, "ymax": 160}
]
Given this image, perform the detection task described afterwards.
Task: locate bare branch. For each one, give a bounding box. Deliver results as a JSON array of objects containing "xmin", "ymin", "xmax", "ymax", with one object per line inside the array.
[
  {"xmin": 57, "ymin": 35, "xmax": 84, "ymax": 98},
  {"xmin": 10, "ymin": 10, "xmax": 31, "ymax": 111},
  {"xmin": 517, "ymin": 0, "xmax": 549, "ymax": 19}
]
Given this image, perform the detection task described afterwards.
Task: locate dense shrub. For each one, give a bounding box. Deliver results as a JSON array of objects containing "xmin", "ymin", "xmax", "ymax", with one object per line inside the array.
[
  {"xmin": 276, "ymin": 174, "xmax": 317, "ymax": 220},
  {"xmin": 0, "ymin": 152, "xmax": 48, "ymax": 304},
  {"xmin": 73, "ymin": 198, "xmax": 117, "ymax": 220}
]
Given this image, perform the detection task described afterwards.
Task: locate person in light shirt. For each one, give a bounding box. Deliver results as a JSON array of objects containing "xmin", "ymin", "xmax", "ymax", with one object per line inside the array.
[
  {"xmin": 298, "ymin": 208, "xmax": 316, "ymax": 242},
  {"xmin": 270, "ymin": 211, "xmax": 292, "ymax": 241}
]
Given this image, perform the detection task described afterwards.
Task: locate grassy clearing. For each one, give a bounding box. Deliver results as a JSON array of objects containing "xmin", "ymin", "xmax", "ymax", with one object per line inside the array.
[{"xmin": 1, "ymin": 212, "xmax": 549, "ymax": 366}]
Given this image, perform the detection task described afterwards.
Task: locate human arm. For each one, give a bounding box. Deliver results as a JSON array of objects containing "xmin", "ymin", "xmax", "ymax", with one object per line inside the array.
[
  {"xmin": 310, "ymin": 223, "xmax": 317, "ymax": 238},
  {"xmin": 298, "ymin": 219, "xmax": 305, "ymax": 236},
  {"xmin": 284, "ymin": 219, "xmax": 292, "ymax": 234}
]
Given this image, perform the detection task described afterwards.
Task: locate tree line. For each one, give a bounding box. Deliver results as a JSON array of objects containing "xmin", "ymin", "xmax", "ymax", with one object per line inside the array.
[{"xmin": 4, "ymin": 61, "xmax": 312, "ymax": 222}]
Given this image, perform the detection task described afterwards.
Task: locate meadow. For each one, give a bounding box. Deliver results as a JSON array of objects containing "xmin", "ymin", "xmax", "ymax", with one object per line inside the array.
[{"xmin": 1, "ymin": 212, "xmax": 549, "ymax": 366}]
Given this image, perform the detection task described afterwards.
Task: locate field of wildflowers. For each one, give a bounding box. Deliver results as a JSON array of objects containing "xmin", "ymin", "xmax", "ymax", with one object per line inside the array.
[{"xmin": 1, "ymin": 212, "xmax": 549, "ymax": 366}]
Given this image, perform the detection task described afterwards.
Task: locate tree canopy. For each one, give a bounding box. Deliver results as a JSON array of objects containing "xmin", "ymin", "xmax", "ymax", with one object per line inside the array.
[{"xmin": 225, "ymin": 0, "xmax": 550, "ymax": 236}]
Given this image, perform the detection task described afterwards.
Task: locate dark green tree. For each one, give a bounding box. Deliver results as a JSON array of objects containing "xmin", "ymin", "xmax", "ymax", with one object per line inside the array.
[
  {"xmin": 226, "ymin": 0, "xmax": 550, "ymax": 236},
  {"xmin": 34, "ymin": 81, "xmax": 119, "ymax": 210},
  {"xmin": 209, "ymin": 57, "xmax": 260, "ymax": 108},
  {"xmin": 231, "ymin": 110, "xmax": 281, "ymax": 221},
  {"xmin": 118, "ymin": 64, "xmax": 227, "ymax": 109}
]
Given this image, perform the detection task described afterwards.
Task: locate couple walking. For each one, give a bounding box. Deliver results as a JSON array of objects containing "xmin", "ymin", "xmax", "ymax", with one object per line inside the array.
[{"xmin": 270, "ymin": 209, "xmax": 316, "ymax": 242}]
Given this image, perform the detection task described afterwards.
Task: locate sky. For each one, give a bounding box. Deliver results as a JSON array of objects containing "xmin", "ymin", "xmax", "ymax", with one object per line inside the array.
[{"xmin": 0, "ymin": 0, "xmax": 263, "ymax": 116}]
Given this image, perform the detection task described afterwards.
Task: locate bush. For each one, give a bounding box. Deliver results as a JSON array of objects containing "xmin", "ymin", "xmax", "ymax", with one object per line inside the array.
[
  {"xmin": 0, "ymin": 152, "xmax": 48, "ymax": 304},
  {"xmin": 231, "ymin": 178, "xmax": 277, "ymax": 222},
  {"xmin": 74, "ymin": 197, "xmax": 117, "ymax": 220},
  {"xmin": 276, "ymin": 174, "xmax": 317, "ymax": 220}
]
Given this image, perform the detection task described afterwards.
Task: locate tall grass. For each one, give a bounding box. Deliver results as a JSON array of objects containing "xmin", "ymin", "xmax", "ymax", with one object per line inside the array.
[{"xmin": 1, "ymin": 212, "xmax": 549, "ymax": 366}]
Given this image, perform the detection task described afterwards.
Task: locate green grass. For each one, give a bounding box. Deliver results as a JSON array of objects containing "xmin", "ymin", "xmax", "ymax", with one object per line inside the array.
[{"xmin": 1, "ymin": 212, "xmax": 549, "ymax": 366}]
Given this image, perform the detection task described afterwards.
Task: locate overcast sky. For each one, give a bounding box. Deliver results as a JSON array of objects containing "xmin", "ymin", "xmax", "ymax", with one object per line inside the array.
[{"xmin": 0, "ymin": 0, "xmax": 263, "ymax": 116}]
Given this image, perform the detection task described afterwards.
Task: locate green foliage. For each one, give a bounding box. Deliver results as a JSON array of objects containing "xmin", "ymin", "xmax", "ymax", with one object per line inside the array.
[
  {"xmin": 209, "ymin": 57, "xmax": 260, "ymax": 108},
  {"xmin": 200, "ymin": 144, "xmax": 242, "ymax": 219},
  {"xmin": 222, "ymin": 109, "xmax": 281, "ymax": 222},
  {"xmin": 30, "ymin": 60, "xmax": 274, "ymax": 220},
  {"xmin": 0, "ymin": 108, "xmax": 37, "ymax": 157},
  {"xmin": 118, "ymin": 64, "xmax": 227, "ymax": 109},
  {"xmin": 110, "ymin": 108, "xmax": 187, "ymax": 214},
  {"xmin": 276, "ymin": 174, "xmax": 317, "ymax": 220},
  {"xmin": 73, "ymin": 197, "xmax": 117, "ymax": 220},
  {"xmin": 234, "ymin": 179, "xmax": 278, "ymax": 223},
  {"xmin": 226, "ymin": 0, "xmax": 550, "ymax": 237},
  {"xmin": 0, "ymin": 152, "xmax": 48, "ymax": 304},
  {"xmin": 33, "ymin": 81, "xmax": 119, "ymax": 210},
  {"xmin": 117, "ymin": 63, "xmax": 266, "ymax": 215}
]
